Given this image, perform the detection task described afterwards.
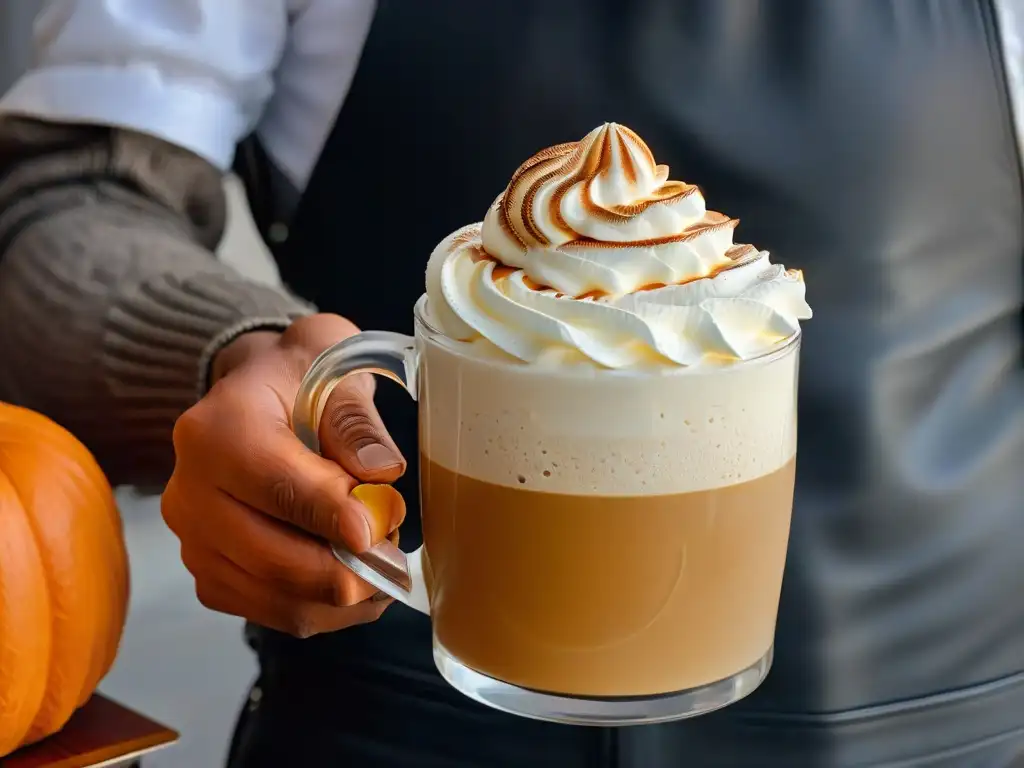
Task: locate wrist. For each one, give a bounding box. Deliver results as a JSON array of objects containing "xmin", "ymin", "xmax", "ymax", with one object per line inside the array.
[
  {"xmin": 210, "ymin": 329, "xmax": 283, "ymax": 386},
  {"xmin": 198, "ymin": 317, "xmax": 300, "ymax": 397}
]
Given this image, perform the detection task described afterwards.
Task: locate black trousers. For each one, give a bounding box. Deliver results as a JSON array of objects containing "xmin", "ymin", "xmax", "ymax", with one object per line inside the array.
[
  {"xmin": 224, "ymin": 676, "xmax": 617, "ymax": 768},
  {"xmin": 224, "ymin": 618, "xmax": 612, "ymax": 768}
]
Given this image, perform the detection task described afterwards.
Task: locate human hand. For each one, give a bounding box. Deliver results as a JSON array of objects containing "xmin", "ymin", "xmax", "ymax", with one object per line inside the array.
[{"xmin": 162, "ymin": 315, "xmax": 407, "ymax": 637}]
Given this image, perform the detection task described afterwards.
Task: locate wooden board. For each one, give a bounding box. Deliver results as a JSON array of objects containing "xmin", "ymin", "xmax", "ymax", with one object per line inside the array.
[{"xmin": 4, "ymin": 694, "xmax": 178, "ymax": 768}]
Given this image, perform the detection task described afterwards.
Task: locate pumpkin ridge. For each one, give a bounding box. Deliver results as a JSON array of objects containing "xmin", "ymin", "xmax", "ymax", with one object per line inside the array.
[
  {"xmin": 24, "ymin": 444, "xmax": 125, "ymax": 707},
  {"xmin": 0, "ymin": 470, "xmax": 52, "ymax": 756}
]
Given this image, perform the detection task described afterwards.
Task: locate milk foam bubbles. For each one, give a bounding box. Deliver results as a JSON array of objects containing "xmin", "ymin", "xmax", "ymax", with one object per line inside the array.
[
  {"xmin": 418, "ymin": 324, "xmax": 799, "ymax": 496},
  {"xmin": 425, "ymin": 123, "xmax": 812, "ymax": 370}
]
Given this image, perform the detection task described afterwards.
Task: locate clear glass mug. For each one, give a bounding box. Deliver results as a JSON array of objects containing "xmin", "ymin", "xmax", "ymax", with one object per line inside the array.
[{"xmin": 292, "ymin": 295, "xmax": 800, "ymax": 726}]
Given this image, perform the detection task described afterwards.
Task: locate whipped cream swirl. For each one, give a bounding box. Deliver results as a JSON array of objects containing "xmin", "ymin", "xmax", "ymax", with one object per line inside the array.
[{"xmin": 425, "ymin": 123, "xmax": 811, "ymax": 368}]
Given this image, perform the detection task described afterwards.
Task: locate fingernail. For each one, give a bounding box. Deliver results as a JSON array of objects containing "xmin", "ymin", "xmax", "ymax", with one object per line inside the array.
[
  {"xmin": 357, "ymin": 443, "xmax": 401, "ymax": 471},
  {"xmin": 371, "ymin": 591, "xmax": 392, "ymax": 603}
]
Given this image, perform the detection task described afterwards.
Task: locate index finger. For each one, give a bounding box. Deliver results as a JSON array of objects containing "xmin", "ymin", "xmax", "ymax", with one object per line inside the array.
[{"xmin": 219, "ymin": 426, "xmax": 376, "ymax": 551}]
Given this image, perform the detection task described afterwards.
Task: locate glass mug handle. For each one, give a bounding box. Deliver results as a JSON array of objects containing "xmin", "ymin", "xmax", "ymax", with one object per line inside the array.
[{"xmin": 291, "ymin": 331, "xmax": 430, "ymax": 615}]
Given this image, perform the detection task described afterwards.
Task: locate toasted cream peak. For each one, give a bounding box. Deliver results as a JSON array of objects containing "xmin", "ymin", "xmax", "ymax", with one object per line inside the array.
[{"xmin": 426, "ymin": 123, "xmax": 812, "ymax": 369}]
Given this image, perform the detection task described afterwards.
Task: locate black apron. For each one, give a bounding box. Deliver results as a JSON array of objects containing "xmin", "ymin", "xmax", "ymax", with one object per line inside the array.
[{"xmin": 230, "ymin": 1, "xmax": 1024, "ymax": 766}]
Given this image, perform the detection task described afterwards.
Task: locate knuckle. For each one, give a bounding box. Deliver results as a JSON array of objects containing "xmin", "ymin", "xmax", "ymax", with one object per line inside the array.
[
  {"xmin": 159, "ymin": 488, "xmax": 180, "ymax": 532},
  {"xmin": 194, "ymin": 582, "xmax": 224, "ymax": 613},
  {"xmin": 266, "ymin": 469, "xmax": 349, "ymax": 540},
  {"xmin": 268, "ymin": 474, "xmax": 299, "ymax": 518},
  {"xmin": 326, "ymin": 403, "xmax": 381, "ymax": 448},
  {"xmin": 284, "ymin": 609, "xmax": 321, "ymax": 639},
  {"xmin": 268, "ymin": 474, "xmax": 338, "ymax": 536},
  {"xmin": 320, "ymin": 571, "xmax": 360, "ymax": 608},
  {"xmin": 319, "ymin": 578, "xmax": 348, "ymax": 608},
  {"xmin": 160, "ymin": 479, "xmax": 190, "ymax": 537},
  {"xmin": 178, "ymin": 545, "xmax": 201, "ymax": 576},
  {"xmin": 171, "ymin": 406, "xmax": 208, "ymax": 452}
]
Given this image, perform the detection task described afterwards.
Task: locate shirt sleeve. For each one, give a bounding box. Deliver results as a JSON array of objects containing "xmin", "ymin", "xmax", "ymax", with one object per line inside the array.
[
  {"xmin": 994, "ymin": 0, "xmax": 1024, "ymax": 170},
  {"xmin": 0, "ymin": 0, "xmax": 291, "ymax": 171}
]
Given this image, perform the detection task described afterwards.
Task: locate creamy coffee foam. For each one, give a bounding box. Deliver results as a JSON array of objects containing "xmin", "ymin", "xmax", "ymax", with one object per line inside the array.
[
  {"xmin": 425, "ymin": 123, "xmax": 812, "ymax": 368},
  {"xmin": 419, "ymin": 330, "xmax": 799, "ymax": 496}
]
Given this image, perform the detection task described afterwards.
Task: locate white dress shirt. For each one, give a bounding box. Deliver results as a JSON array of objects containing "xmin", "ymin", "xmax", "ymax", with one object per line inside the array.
[
  {"xmin": 1, "ymin": 0, "xmax": 1023, "ymax": 195},
  {"xmin": 0, "ymin": 0, "xmax": 375, "ymax": 192}
]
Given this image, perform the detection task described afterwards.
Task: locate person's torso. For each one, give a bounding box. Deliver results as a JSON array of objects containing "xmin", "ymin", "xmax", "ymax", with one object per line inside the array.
[{"xmin": 241, "ymin": 2, "xmax": 1024, "ymax": 765}]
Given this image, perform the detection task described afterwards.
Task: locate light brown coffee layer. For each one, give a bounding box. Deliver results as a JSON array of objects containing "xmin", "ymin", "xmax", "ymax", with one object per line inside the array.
[{"xmin": 421, "ymin": 455, "xmax": 796, "ymax": 697}]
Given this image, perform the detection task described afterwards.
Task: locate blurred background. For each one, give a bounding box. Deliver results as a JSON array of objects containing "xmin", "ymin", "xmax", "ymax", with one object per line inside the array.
[
  {"xmin": 0, "ymin": 5, "xmax": 33, "ymax": 95},
  {"xmin": 0, "ymin": 9, "xmax": 277, "ymax": 766}
]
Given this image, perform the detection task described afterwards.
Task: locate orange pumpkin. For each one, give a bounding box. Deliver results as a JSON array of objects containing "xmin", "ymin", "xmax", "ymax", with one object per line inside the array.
[{"xmin": 0, "ymin": 403, "xmax": 130, "ymax": 756}]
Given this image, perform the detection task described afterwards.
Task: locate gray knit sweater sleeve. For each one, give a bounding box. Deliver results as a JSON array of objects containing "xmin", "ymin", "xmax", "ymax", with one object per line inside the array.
[{"xmin": 0, "ymin": 117, "xmax": 314, "ymax": 486}]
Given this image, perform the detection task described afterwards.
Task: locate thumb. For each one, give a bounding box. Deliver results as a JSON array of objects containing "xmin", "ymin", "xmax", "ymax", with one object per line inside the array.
[{"xmin": 318, "ymin": 374, "xmax": 407, "ymax": 484}]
